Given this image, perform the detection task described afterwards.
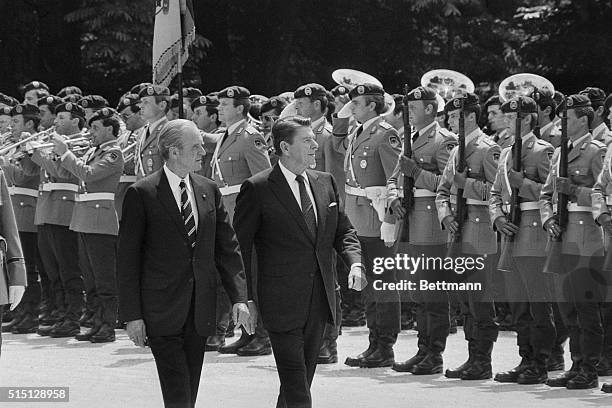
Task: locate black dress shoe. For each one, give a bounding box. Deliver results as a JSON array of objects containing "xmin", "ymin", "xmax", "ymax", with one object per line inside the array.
[
  {"xmin": 345, "ymin": 344, "xmax": 377, "ymax": 367},
  {"xmin": 317, "ymin": 340, "xmax": 338, "ymax": 364},
  {"xmin": 11, "ymin": 314, "xmax": 39, "ymax": 334},
  {"xmin": 566, "ymin": 370, "xmax": 598, "ymax": 390},
  {"xmin": 50, "ymin": 320, "xmax": 80, "ymax": 338},
  {"xmin": 601, "ymin": 382, "xmax": 612, "ymax": 393},
  {"xmin": 546, "ymin": 369, "xmax": 579, "ymax": 387},
  {"xmin": 494, "ymin": 359, "xmax": 532, "ymax": 383},
  {"xmin": 392, "ymin": 350, "xmax": 427, "ymax": 373},
  {"xmin": 205, "ymin": 335, "xmax": 226, "ymax": 351},
  {"xmin": 38, "ymin": 310, "xmax": 56, "ymax": 326},
  {"xmin": 517, "ymin": 365, "xmax": 548, "ymax": 385},
  {"xmin": 38, "ymin": 321, "xmax": 63, "ymax": 337},
  {"xmin": 90, "ymin": 324, "xmax": 116, "ymax": 343},
  {"xmin": 359, "ymin": 347, "xmax": 394, "ymax": 368},
  {"xmin": 445, "ymin": 357, "xmax": 473, "ymax": 378},
  {"xmin": 75, "ymin": 325, "xmax": 101, "ymax": 341},
  {"xmin": 218, "ymin": 332, "xmax": 252, "ymax": 354},
  {"xmin": 2, "ymin": 309, "xmax": 14, "ymax": 322},
  {"xmin": 411, "ymin": 352, "xmax": 443, "ymax": 375},
  {"xmin": 547, "ymin": 354, "xmax": 565, "ymax": 371},
  {"xmin": 2, "ymin": 315, "xmax": 23, "ymax": 333},
  {"xmin": 237, "ymin": 336, "xmax": 272, "ymax": 356},
  {"xmin": 460, "ymin": 360, "xmax": 492, "ymax": 380}
]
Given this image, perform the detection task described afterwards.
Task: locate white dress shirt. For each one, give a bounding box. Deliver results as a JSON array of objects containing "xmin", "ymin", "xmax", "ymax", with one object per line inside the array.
[
  {"xmin": 163, "ymin": 164, "xmax": 199, "ymax": 230},
  {"xmin": 278, "ymin": 160, "xmax": 318, "ymax": 223}
]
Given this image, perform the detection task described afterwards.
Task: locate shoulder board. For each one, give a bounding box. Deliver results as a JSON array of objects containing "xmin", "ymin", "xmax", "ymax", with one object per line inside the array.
[
  {"xmin": 480, "ymin": 137, "xmax": 496, "ymax": 147},
  {"xmin": 102, "ymin": 144, "xmax": 120, "ymax": 152},
  {"xmin": 591, "ymin": 139, "xmax": 606, "ymax": 149},
  {"xmin": 438, "ymin": 128, "xmax": 457, "ymax": 140},
  {"xmin": 536, "ymin": 139, "xmax": 550, "ymax": 146},
  {"xmin": 379, "ymin": 121, "xmax": 392, "ymax": 130},
  {"xmin": 245, "ymin": 125, "xmax": 257, "ymax": 135}
]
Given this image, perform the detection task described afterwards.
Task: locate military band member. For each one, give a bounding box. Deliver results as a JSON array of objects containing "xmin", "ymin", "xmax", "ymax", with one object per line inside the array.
[
  {"xmin": 37, "ymin": 96, "xmax": 62, "ymax": 131},
  {"xmin": 52, "ymin": 108, "xmax": 124, "ymax": 343},
  {"xmin": 384, "ymin": 86, "xmax": 457, "ymax": 375},
  {"xmin": 0, "ymin": 106, "xmax": 12, "ymax": 143},
  {"xmin": 57, "ymin": 86, "xmax": 83, "ymax": 99},
  {"xmin": 191, "ymin": 95, "xmax": 224, "ymax": 179},
  {"xmin": 484, "ymin": 95, "xmax": 512, "ymax": 148},
  {"xmin": 540, "ymin": 94, "xmax": 606, "ymax": 390},
  {"xmin": 436, "ymin": 93, "xmax": 501, "ymax": 380},
  {"xmin": 489, "ymin": 96, "xmax": 555, "ymax": 385},
  {"xmin": 78, "ymin": 95, "xmax": 109, "ymax": 124},
  {"xmin": 0, "ymin": 93, "xmax": 19, "ymax": 109},
  {"xmin": 333, "ymin": 83, "xmax": 402, "ymax": 368},
  {"xmin": 214, "ymin": 85, "xmax": 272, "ymax": 356},
  {"xmin": 135, "ymin": 85, "xmax": 170, "ymax": 179},
  {"xmin": 260, "ymin": 96, "xmax": 287, "ymax": 166},
  {"xmin": 23, "ymin": 81, "xmax": 50, "ymax": 105},
  {"xmin": 580, "ymin": 87, "xmax": 612, "ymax": 146}
]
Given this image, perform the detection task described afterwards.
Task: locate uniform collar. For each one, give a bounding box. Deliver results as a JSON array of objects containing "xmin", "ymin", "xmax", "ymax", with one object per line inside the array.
[
  {"xmin": 311, "ymin": 116, "xmax": 325, "ymax": 130},
  {"xmin": 593, "ymin": 122, "xmax": 609, "ymax": 137},
  {"xmin": 148, "ymin": 116, "xmax": 166, "ymax": 134},
  {"xmin": 539, "ymin": 121, "xmax": 555, "ymax": 135},
  {"xmin": 570, "ymin": 133, "xmax": 590, "ymax": 147},
  {"xmin": 465, "ymin": 128, "xmax": 481, "ymax": 145},
  {"xmin": 98, "ymin": 139, "xmax": 117, "ymax": 151},
  {"xmin": 360, "ymin": 116, "xmax": 379, "ymax": 133},
  {"xmin": 227, "ymin": 119, "xmax": 246, "ymax": 135},
  {"xmin": 415, "ymin": 120, "xmax": 436, "ymax": 136},
  {"xmin": 521, "ymin": 131, "xmax": 535, "ymax": 143}
]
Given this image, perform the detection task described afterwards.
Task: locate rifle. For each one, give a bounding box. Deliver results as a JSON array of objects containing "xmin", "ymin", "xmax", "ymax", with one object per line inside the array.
[
  {"xmin": 446, "ymin": 98, "xmax": 466, "ymax": 258},
  {"xmin": 497, "ymin": 98, "xmax": 523, "ymax": 272},
  {"xmin": 543, "ymin": 99, "xmax": 568, "ymax": 274},
  {"xmin": 399, "ymin": 84, "xmax": 414, "ymax": 242}
]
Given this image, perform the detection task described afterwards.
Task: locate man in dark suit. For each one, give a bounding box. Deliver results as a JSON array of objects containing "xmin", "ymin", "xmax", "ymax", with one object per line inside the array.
[
  {"xmin": 233, "ymin": 116, "xmax": 366, "ymax": 408},
  {"xmin": 118, "ymin": 119, "xmax": 252, "ymax": 408}
]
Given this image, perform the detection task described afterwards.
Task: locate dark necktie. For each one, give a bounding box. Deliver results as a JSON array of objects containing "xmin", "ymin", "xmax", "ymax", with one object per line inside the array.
[
  {"xmin": 534, "ymin": 126, "xmax": 541, "ymax": 139},
  {"xmin": 412, "ymin": 131, "xmax": 420, "ymax": 142},
  {"xmin": 296, "ymin": 175, "xmax": 317, "ymax": 239},
  {"xmin": 355, "ymin": 125, "xmax": 364, "ymax": 139},
  {"xmin": 179, "ymin": 180, "xmax": 197, "ymax": 248},
  {"xmin": 220, "ymin": 130, "xmax": 229, "ymax": 146},
  {"xmin": 569, "ymin": 142, "xmax": 574, "ymax": 152}
]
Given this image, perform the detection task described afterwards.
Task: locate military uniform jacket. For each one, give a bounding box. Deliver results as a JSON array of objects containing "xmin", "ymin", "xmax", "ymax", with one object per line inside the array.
[
  {"xmin": 386, "ymin": 122, "xmax": 457, "ymax": 245},
  {"xmin": 197, "ymin": 127, "xmax": 224, "ymax": 179},
  {"xmin": 60, "ymin": 140, "xmax": 124, "ymax": 236},
  {"xmin": 489, "ymin": 132, "xmax": 553, "ymax": 257},
  {"xmin": 136, "ymin": 117, "xmax": 168, "ymax": 179},
  {"xmin": 1, "ymin": 155, "xmax": 40, "ymax": 233},
  {"xmin": 539, "ymin": 133, "xmax": 606, "ymax": 256},
  {"xmin": 116, "ymin": 126, "xmax": 144, "ymax": 221},
  {"xmin": 436, "ymin": 129, "xmax": 501, "ymax": 255},
  {"xmin": 493, "ymin": 128, "xmax": 514, "ymax": 149},
  {"xmin": 592, "ymin": 123, "xmax": 612, "ymax": 146},
  {"xmin": 311, "ymin": 117, "xmax": 333, "ymax": 172},
  {"xmin": 538, "ymin": 121, "xmax": 561, "ymax": 148},
  {"xmin": 592, "ymin": 147, "xmax": 612, "ymax": 221},
  {"xmin": 332, "ymin": 115, "xmax": 401, "ymax": 237},
  {"xmin": 0, "ymin": 169, "xmax": 26, "ymax": 305}
]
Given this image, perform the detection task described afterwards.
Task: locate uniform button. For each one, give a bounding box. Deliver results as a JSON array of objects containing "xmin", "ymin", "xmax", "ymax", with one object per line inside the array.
[
  {"xmin": 346, "ymin": 179, "xmax": 350, "ymax": 183},
  {"xmin": 579, "ymin": 220, "xmax": 584, "ymax": 225},
  {"xmin": 468, "ymin": 168, "xmax": 472, "ymax": 171},
  {"xmin": 228, "ymin": 156, "xmax": 232, "ymax": 160},
  {"xmin": 475, "ymin": 217, "xmax": 480, "ymax": 222},
  {"xmin": 533, "ymin": 222, "xmax": 538, "ymax": 226},
  {"xmin": 363, "ymin": 152, "xmax": 367, "ymax": 156},
  {"xmin": 420, "ymin": 158, "xmax": 424, "ymax": 162},
  {"xmin": 62, "ymin": 196, "xmax": 66, "ymax": 200},
  {"xmin": 575, "ymin": 170, "xmax": 579, "ymax": 174},
  {"xmin": 19, "ymin": 202, "xmax": 24, "ymax": 206},
  {"xmin": 427, "ymin": 205, "xmax": 431, "ymax": 210},
  {"xmin": 351, "ymin": 155, "xmax": 355, "ymax": 159},
  {"xmin": 369, "ymin": 203, "xmax": 373, "ymax": 207},
  {"xmin": 95, "ymin": 204, "xmax": 100, "ymax": 208},
  {"xmin": 188, "ymin": 277, "xmax": 194, "ymax": 283}
]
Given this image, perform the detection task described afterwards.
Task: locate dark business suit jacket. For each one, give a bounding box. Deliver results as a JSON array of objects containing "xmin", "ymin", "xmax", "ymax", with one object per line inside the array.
[
  {"xmin": 117, "ymin": 168, "xmax": 248, "ymax": 337},
  {"xmin": 233, "ymin": 164, "xmax": 361, "ymax": 332}
]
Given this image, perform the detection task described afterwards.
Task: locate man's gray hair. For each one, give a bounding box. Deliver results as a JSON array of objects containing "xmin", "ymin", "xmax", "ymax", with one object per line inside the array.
[{"xmin": 158, "ymin": 119, "xmax": 199, "ymax": 160}]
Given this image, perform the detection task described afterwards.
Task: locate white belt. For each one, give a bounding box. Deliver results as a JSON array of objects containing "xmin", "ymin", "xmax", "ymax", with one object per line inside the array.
[
  {"xmin": 413, "ymin": 188, "xmax": 437, "ymax": 198},
  {"xmin": 41, "ymin": 183, "xmax": 79, "ymax": 192},
  {"xmin": 450, "ymin": 195, "xmax": 488, "ymax": 206},
  {"xmin": 8, "ymin": 187, "xmax": 39, "ymax": 198},
  {"xmin": 75, "ymin": 193, "xmax": 115, "ymax": 202},
  {"xmin": 219, "ymin": 185, "xmax": 241, "ymax": 196},
  {"xmin": 567, "ymin": 203, "xmax": 592, "ymax": 212},
  {"xmin": 519, "ymin": 201, "xmax": 540, "ymax": 211},
  {"xmin": 345, "ymin": 185, "xmax": 367, "ymax": 197},
  {"xmin": 119, "ymin": 175, "xmax": 137, "ymax": 183}
]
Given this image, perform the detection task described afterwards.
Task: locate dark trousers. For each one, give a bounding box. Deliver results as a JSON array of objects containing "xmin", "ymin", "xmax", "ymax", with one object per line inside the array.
[
  {"xmin": 78, "ymin": 233, "xmax": 117, "ymax": 325},
  {"xmin": 17, "ymin": 232, "xmax": 40, "ymax": 316},
  {"xmin": 37, "ymin": 225, "xmax": 82, "ymax": 321},
  {"xmin": 149, "ymin": 297, "xmax": 206, "ymax": 408},
  {"xmin": 268, "ymin": 272, "xmax": 329, "ymax": 408},
  {"xmin": 214, "ymin": 275, "xmax": 231, "ymax": 335},
  {"xmin": 360, "ymin": 236, "xmax": 400, "ymax": 334}
]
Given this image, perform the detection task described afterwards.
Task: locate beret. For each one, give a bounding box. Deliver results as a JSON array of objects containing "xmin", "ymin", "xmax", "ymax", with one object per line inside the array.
[
  {"xmin": 605, "ymin": 94, "xmax": 612, "ymax": 113},
  {"xmin": 261, "ymin": 96, "xmax": 287, "ymax": 113},
  {"xmin": 348, "ymin": 83, "xmax": 384, "ymax": 99},
  {"xmin": 294, "ymin": 83, "xmax": 327, "ymax": 99},
  {"xmin": 579, "ymin": 87, "xmax": 606, "ymax": 103},
  {"xmin": 445, "ymin": 93, "xmax": 480, "ymax": 112},
  {"xmin": 169, "ymin": 94, "xmax": 180, "ymax": 109},
  {"xmin": 484, "ymin": 95, "xmax": 503, "ymax": 108},
  {"xmin": 88, "ymin": 107, "xmax": 118, "ymax": 125},
  {"xmin": 37, "ymin": 95, "xmax": 63, "ymax": 112},
  {"xmin": 331, "ymin": 85, "xmax": 349, "ymax": 97},
  {"xmin": 23, "ymin": 80, "xmax": 49, "ymax": 93},
  {"xmin": 0, "ymin": 93, "xmax": 19, "ymax": 107},
  {"xmin": 191, "ymin": 95, "xmax": 219, "ymax": 110},
  {"xmin": 556, "ymin": 94, "xmax": 591, "ymax": 115},
  {"xmin": 532, "ymin": 88, "xmax": 555, "ymax": 107},
  {"xmin": 500, "ymin": 96, "xmax": 537, "ymax": 114},
  {"xmin": 181, "ymin": 87, "xmax": 202, "ymax": 99},
  {"xmin": 138, "ymin": 85, "xmax": 170, "ymax": 98},
  {"xmin": 218, "ymin": 86, "xmax": 250, "ymax": 99},
  {"xmin": 79, "ymin": 95, "xmax": 109, "ymax": 110},
  {"xmin": 130, "ymin": 82, "xmax": 153, "ymax": 95},
  {"xmin": 11, "ymin": 103, "xmax": 40, "ymax": 117},
  {"xmin": 117, "ymin": 93, "xmax": 140, "ymax": 111},
  {"xmin": 405, "ymin": 86, "xmax": 437, "ymax": 101},
  {"xmin": 55, "ymin": 101, "xmax": 86, "ymax": 119},
  {"xmin": 57, "ymin": 86, "xmax": 83, "ymax": 98}
]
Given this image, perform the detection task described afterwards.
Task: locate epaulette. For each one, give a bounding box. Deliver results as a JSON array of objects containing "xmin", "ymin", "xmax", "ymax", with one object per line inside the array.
[
  {"xmin": 591, "ymin": 139, "xmax": 606, "ymax": 149},
  {"xmin": 480, "ymin": 137, "xmax": 496, "ymax": 147},
  {"xmin": 379, "ymin": 121, "xmax": 392, "ymax": 130},
  {"xmin": 102, "ymin": 143, "xmax": 121, "ymax": 152},
  {"xmin": 245, "ymin": 125, "xmax": 257, "ymax": 135},
  {"xmin": 438, "ymin": 127, "xmax": 457, "ymax": 139},
  {"xmin": 536, "ymin": 139, "xmax": 550, "ymax": 146}
]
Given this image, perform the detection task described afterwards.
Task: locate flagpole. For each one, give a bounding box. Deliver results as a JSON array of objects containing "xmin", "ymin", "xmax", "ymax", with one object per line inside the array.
[{"xmin": 177, "ymin": 0, "xmax": 186, "ymax": 119}]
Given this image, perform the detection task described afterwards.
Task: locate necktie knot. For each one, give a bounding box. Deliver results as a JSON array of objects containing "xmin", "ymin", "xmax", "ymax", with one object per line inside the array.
[
  {"xmin": 179, "ymin": 180, "xmax": 186, "ymax": 189},
  {"xmin": 296, "ymin": 174, "xmax": 305, "ymax": 184}
]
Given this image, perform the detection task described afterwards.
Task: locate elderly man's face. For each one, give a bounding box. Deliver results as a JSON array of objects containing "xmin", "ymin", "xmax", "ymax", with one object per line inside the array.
[{"xmin": 170, "ymin": 125, "xmax": 205, "ymax": 173}]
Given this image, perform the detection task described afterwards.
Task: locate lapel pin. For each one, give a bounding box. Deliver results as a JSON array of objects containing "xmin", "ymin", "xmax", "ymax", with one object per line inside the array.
[{"xmin": 201, "ymin": 193, "xmax": 207, "ymax": 199}]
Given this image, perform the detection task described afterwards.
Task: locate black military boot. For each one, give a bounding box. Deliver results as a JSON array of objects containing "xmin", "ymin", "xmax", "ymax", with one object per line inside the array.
[
  {"xmin": 50, "ymin": 319, "xmax": 80, "ymax": 338},
  {"xmin": 445, "ymin": 340, "xmax": 475, "ymax": 378},
  {"xmin": 345, "ymin": 329, "xmax": 377, "ymax": 367},
  {"xmin": 411, "ymin": 352, "xmax": 443, "ymax": 375},
  {"xmin": 11, "ymin": 312, "xmax": 39, "ymax": 334},
  {"xmin": 392, "ymin": 348, "xmax": 428, "ymax": 373},
  {"xmin": 218, "ymin": 329, "xmax": 253, "ymax": 354},
  {"xmin": 75, "ymin": 325, "xmax": 101, "ymax": 341},
  {"xmin": 205, "ymin": 335, "xmax": 226, "ymax": 352},
  {"xmin": 494, "ymin": 357, "xmax": 533, "ymax": 383},
  {"xmin": 2, "ymin": 308, "xmax": 14, "ymax": 322},
  {"xmin": 2, "ymin": 311, "xmax": 23, "ymax": 333},
  {"xmin": 461, "ymin": 340, "xmax": 493, "ymax": 380},
  {"xmin": 317, "ymin": 339, "xmax": 338, "ymax": 364},
  {"xmin": 517, "ymin": 359, "xmax": 549, "ymax": 385},
  {"xmin": 602, "ymin": 382, "xmax": 612, "ymax": 393},
  {"xmin": 90, "ymin": 323, "xmax": 116, "ymax": 343},
  {"xmin": 547, "ymin": 353, "xmax": 565, "ymax": 371},
  {"xmin": 566, "ymin": 367, "xmax": 598, "ymax": 390},
  {"xmin": 546, "ymin": 359, "xmax": 580, "ymax": 387},
  {"xmin": 38, "ymin": 306, "xmax": 56, "ymax": 326},
  {"xmin": 359, "ymin": 332, "xmax": 396, "ymax": 368},
  {"xmin": 596, "ymin": 348, "xmax": 612, "ymax": 376},
  {"xmin": 237, "ymin": 334, "xmax": 272, "ymax": 356},
  {"xmin": 38, "ymin": 320, "xmax": 63, "ymax": 337}
]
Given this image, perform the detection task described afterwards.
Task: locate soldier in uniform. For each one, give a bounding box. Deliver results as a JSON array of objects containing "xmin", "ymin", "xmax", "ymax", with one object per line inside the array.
[
  {"xmin": 62, "ymin": 94, "xmax": 82, "ymax": 104},
  {"xmin": 37, "ymin": 96, "xmax": 62, "ymax": 131},
  {"xmin": 260, "ymin": 96, "xmax": 287, "ymax": 166},
  {"xmin": 489, "ymin": 96, "xmax": 555, "ymax": 385},
  {"xmin": 57, "ymin": 86, "xmax": 83, "ymax": 99},
  {"xmin": 333, "ymin": 83, "xmax": 402, "ymax": 368},
  {"xmin": 436, "ymin": 93, "xmax": 501, "ymax": 380},
  {"xmin": 167, "ymin": 94, "xmax": 180, "ymax": 121},
  {"xmin": 179, "ymin": 87, "xmax": 202, "ymax": 120},
  {"xmin": 0, "ymin": 104, "xmax": 42, "ymax": 334},
  {"xmin": 135, "ymin": 85, "xmax": 170, "ymax": 179},
  {"xmin": 534, "ymin": 91, "xmax": 561, "ymax": 147},
  {"xmin": 78, "ymin": 95, "xmax": 109, "ymax": 125},
  {"xmin": 191, "ymin": 95, "xmax": 224, "ymax": 179},
  {"xmin": 52, "ymin": 108, "xmax": 124, "ymax": 343},
  {"xmin": 484, "ymin": 95, "xmax": 512, "ymax": 149},
  {"xmin": 580, "ymin": 87, "xmax": 612, "ymax": 146},
  {"xmin": 0, "ymin": 93, "xmax": 19, "ymax": 109},
  {"xmin": 540, "ymin": 94, "xmax": 606, "ymax": 390},
  {"xmin": 213, "ymin": 85, "xmax": 272, "ymax": 356},
  {"xmin": 384, "ymin": 86, "xmax": 457, "ymax": 375},
  {"xmin": 23, "ymin": 81, "xmax": 50, "ymax": 105}
]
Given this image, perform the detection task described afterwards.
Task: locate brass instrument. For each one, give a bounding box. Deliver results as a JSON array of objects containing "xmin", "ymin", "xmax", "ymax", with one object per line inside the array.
[
  {"xmin": 331, "ymin": 68, "xmax": 395, "ymax": 117},
  {"xmin": 122, "ymin": 141, "xmax": 139, "ymax": 163},
  {"xmin": 421, "ymin": 69, "xmax": 475, "ymax": 100},
  {"xmin": 29, "ymin": 136, "xmax": 89, "ymax": 151},
  {"xmin": 498, "ymin": 73, "xmax": 555, "ymax": 102}
]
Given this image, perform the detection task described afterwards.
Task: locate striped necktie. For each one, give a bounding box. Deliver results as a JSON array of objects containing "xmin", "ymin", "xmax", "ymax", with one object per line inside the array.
[
  {"xmin": 296, "ymin": 175, "xmax": 317, "ymax": 239},
  {"xmin": 179, "ymin": 180, "xmax": 196, "ymax": 248}
]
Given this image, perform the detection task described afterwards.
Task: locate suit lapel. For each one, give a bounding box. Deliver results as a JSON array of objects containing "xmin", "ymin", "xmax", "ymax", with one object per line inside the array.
[
  {"xmin": 268, "ymin": 165, "xmax": 315, "ymax": 244},
  {"xmin": 156, "ymin": 170, "xmax": 189, "ymax": 244},
  {"xmin": 307, "ymin": 170, "xmax": 327, "ymax": 244}
]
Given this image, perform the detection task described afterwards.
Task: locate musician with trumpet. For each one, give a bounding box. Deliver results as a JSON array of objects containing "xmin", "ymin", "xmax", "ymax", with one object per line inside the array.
[{"xmin": 37, "ymin": 96, "xmax": 62, "ymax": 132}]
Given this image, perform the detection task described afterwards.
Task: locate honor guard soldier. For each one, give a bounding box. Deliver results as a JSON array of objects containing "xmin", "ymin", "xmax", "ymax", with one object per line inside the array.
[
  {"xmin": 260, "ymin": 96, "xmax": 287, "ymax": 166},
  {"xmin": 57, "ymin": 86, "xmax": 83, "ymax": 99},
  {"xmin": 385, "ymin": 94, "xmax": 406, "ymax": 140},
  {"xmin": 333, "ymin": 83, "xmax": 402, "ymax": 368},
  {"xmin": 436, "ymin": 93, "xmax": 501, "ymax": 380},
  {"xmin": 167, "ymin": 94, "xmax": 180, "ymax": 121},
  {"xmin": 214, "ymin": 85, "xmax": 271, "ymax": 356},
  {"xmin": 0, "ymin": 103, "xmax": 42, "ymax": 334},
  {"xmin": 78, "ymin": 95, "xmax": 109, "ymax": 124},
  {"xmin": 384, "ymin": 86, "xmax": 457, "ymax": 375},
  {"xmin": 533, "ymin": 90, "xmax": 561, "ymax": 147},
  {"xmin": 489, "ymin": 96, "xmax": 555, "ymax": 385},
  {"xmin": 580, "ymin": 87, "xmax": 612, "ymax": 146},
  {"xmin": 26, "ymin": 101, "xmax": 84, "ymax": 338},
  {"xmin": 135, "ymin": 85, "xmax": 170, "ymax": 179},
  {"xmin": 23, "ymin": 81, "xmax": 50, "ymax": 105},
  {"xmin": 179, "ymin": 87, "xmax": 203, "ymax": 120},
  {"xmin": 115, "ymin": 94, "xmax": 146, "ymax": 221},
  {"xmin": 53, "ymin": 108, "xmax": 124, "ymax": 343},
  {"xmin": 484, "ymin": 95, "xmax": 513, "ymax": 148},
  {"xmin": 37, "ymin": 95, "xmax": 62, "ymax": 131},
  {"xmin": 191, "ymin": 95, "xmax": 224, "ymax": 179},
  {"xmin": 540, "ymin": 94, "xmax": 606, "ymax": 390},
  {"xmin": 295, "ymin": 84, "xmax": 333, "ymax": 172}
]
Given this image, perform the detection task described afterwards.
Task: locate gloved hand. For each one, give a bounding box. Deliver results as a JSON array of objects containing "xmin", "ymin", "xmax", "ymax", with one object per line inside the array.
[
  {"xmin": 508, "ymin": 169, "xmax": 524, "ymax": 189},
  {"xmin": 389, "ymin": 198, "xmax": 406, "ymax": 219},
  {"xmin": 380, "ymin": 222, "xmax": 396, "ymax": 247},
  {"xmin": 442, "ymin": 215, "xmax": 459, "ymax": 234},
  {"xmin": 453, "ymin": 169, "xmax": 468, "ymax": 188},
  {"xmin": 399, "ymin": 155, "xmax": 421, "ymax": 178},
  {"xmin": 543, "ymin": 217, "xmax": 562, "ymax": 238},
  {"xmin": 494, "ymin": 216, "xmax": 519, "ymax": 236}
]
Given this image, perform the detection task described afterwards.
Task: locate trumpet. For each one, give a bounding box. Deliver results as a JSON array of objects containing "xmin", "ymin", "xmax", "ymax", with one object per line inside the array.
[
  {"xmin": 29, "ymin": 136, "xmax": 89, "ymax": 151},
  {"xmin": 0, "ymin": 134, "xmax": 40, "ymax": 156},
  {"xmin": 122, "ymin": 141, "xmax": 138, "ymax": 154}
]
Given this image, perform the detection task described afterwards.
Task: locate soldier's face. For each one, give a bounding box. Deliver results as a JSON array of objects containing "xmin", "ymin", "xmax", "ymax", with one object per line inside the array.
[
  {"xmin": 487, "ymin": 105, "xmax": 508, "ymax": 131},
  {"xmin": 566, "ymin": 109, "xmax": 588, "ymax": 138},
  {"xmin": 407, "ymin": 101, "xmax": 428, "ymax": 127},
  {"xmin": 139, "ymin": 96, "xmax": 165, "ymax": 121},
  {"xmin": 351, "ymin": 96, "xmax": 374, "ymax": 123},
  {"xmin": 191, "ymin": 106, "xmax": 214, "ymax": 130},
  {"xmin": 0, "ymin": 115, "xmax": 11, "ymax": 133},
  {"xmin": 39, "ymin": 105, "xmax": 56, "ymax": 130},
  {"xmin": 295, "ymin": 97, "xmax": 317, "ymax": 119},
  {"xmin": 10, "ymin": 115, "xmax": 28, "ymax": 137},
  {"xmin": 281, "ymin": 126, "xmax": 318, "ymax": 172},
  {"xmin": 24, "ymin": 90, "xmax": 45, "ymax": 105},
  {"xmin": 446, "ymin": 109, "xmax": 460, "ymax": 133},
  {"xmin": 84, "ymin": 108, "xmax": 96, "ymax": 123},
  {"xmin": 505, "ymin": 112, "xmax": 518, "ymax": 136},
  {"xmin": 217, "ymin": 98, "xmax": 241, "ymax": 124},
  {"xmin": 55, "ymin": 112, "xmax": 78, "ymax": 135},
  {"xmin": 120, "ymin": 107, "xmax": 144, "ymax": 131},
  {"xmin": 167, "ymin": 108, "xmax": 179, "ymax": 121},
  {"xmin": 260, "ymin": 109, "xmax": 278, "ymax": 134},
  {"xmin": 89, "ymin": 119, "xmax": 113, "ymax": 146},
  {"xmin": 171, "ymin": 129, "xmax": 205, "ymax": 173}
]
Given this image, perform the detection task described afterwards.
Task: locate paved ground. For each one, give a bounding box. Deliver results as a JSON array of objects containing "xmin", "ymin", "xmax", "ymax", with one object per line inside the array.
[{"xmin": 1, "ymin": 326, "xmax": 611, "ymax": 408}]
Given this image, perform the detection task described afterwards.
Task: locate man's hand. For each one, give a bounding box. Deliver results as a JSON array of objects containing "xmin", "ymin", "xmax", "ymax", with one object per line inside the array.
[
  {"xmin": 348, "ymin": 264, "xmax": 367, "ymax": 291},
  {"xmin": 8, "ymin": 286, "xmax": 25, "ymax": 311},
  {"xmin": 556, "ymin": 177, "xmax": 577, "ymax": 195},
  {"xmin": 442, "ymin": 215, "xmax": 459, "ymax": 234},
  {"xmin": 399, "ymin": 155, "xmax": 421, "ymax": 178},
  {"xmin": 543, "ymin": 218, "xmax": 562, "ymax": 238},
  {"xmin": 52, "ymin": 136, "xmax": 68, "ymax": 156},
  {"xmin": 598, "ymin": 213, "xmax": 612, "ymax": 236},
  {"xmin": 232, "ymin": 302, "xmax": 253, "ymax": 335},
  {"xmin": 508, "ymin": 169, "xmax": 524, "ymax": 189},
  {"xmin": 380, "ymin": 222, "xmax": 396, "ymax": 247},
  {"xmin": 389, "ymin": 198, "xmax": 406, "ymax": 219},
  {"xmin": 126, "ymin": 319, "xmax": 147, "ymax": 347},
  {"xmin": 494, "ymin": 216, "xmax": 519, "ymax": 236},
  {"xmin": 453, "ymin": 169, "xmax": 468, "ymax": 188}
]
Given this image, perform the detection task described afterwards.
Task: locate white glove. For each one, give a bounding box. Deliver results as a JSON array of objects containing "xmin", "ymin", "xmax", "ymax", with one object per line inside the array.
[
  {"xmin": 348, "ymin": 264, "xmax": 367, "ymax": 291},
  {"xmin": 8, "ymin": 286, "xmax": 25, "ymax": 311},
  {"xmin": 380, "ymin": 221, "xmax": 396, "ymax": 247}
]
